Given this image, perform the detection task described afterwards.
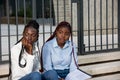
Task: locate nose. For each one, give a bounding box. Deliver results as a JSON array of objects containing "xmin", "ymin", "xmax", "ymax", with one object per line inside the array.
[
  {"xmin": 28, "ymin": 36, "xmax": 31, "ymax": 40},
  {"xmin": 26, "ymin": 35, "xmax": 32, "ymax": 41},
  {"xmin": 62, "ymin": 33, "xmax": 65, "ymax": 38}
]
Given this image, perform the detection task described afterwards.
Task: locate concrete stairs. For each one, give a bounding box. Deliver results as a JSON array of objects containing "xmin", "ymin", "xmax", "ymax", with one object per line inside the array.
[
  {"xmin": 78, "ymin": 51, "xmax": 120, "ymax": 80},
  {"xmin": 0, "ymin": 63, "xmax": 10, "ymax": 80},
  {"xmin": 0, "ymin": 51, "xmax": 120, "ymax": 80}
]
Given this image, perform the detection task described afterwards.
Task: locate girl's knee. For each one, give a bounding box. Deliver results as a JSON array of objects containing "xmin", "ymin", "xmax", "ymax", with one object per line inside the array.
[
  {"xmin": 43, "ymin": 70, "xmax": 58, "ymax": 80},
  {"xmin": 32, "ymin": 72, "xmax": 41, "ymax": 80},
  {"xmin": 46, "ymin": 70, "xmax": 57, "ymax": 75}
]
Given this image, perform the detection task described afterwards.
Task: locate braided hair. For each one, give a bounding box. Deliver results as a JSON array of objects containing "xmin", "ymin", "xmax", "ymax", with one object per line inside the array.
[
  {"xmin": 46, "ymin": 21, "xmax": 72, "ymax": 42},
  {"xmin": 15, "ymin": 20, "xmax": 39, "ymax": 68}
]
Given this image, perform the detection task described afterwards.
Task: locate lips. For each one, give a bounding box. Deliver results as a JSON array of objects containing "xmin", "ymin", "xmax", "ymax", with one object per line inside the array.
[
  {"xmin": 27, "ymin": 40, "xmax": 32, "ymax": 44},
  {"xmin": 59, "ymin": 38, "xmax": 66, "ymax": 43}
]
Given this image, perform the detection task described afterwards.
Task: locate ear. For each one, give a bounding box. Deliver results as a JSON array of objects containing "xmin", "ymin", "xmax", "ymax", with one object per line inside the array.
[
  {"xmin": 35, "ymin": 34, "xmax": 39, "ymax": 42},
  {"xmin": 37, "ymin": 33, "xmax": 39, "ymax": 39}
]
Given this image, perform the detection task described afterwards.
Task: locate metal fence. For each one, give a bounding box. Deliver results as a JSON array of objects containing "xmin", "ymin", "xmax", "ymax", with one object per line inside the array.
[
  {"xmin": 77, "ymin": 0, "xmax": 119, "ymax": 54},
  {"xmin": 0, "ymin": 0, "xmax": 120, "ymax": 61},
  {"xmin": 0, "ymin": 0, "xmax": 77, "ymax": 68}
]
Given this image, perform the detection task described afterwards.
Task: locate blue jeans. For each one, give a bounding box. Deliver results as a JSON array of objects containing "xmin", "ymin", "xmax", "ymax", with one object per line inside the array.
[
  {"xmin": 43, "ymin": 70, "xmax": 59, "ymax": 80},
  {"xmin": 56, "ymin": 69, "xmax": 69, "ymax": 79},
  {"xmin": 19, "ymin": 72, "xmax": 42, "ymax": 80}
]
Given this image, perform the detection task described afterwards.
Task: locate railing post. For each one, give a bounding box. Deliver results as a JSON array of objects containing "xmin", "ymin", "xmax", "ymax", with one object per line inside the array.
[
  {"xmin": 77, "ymin": 0, "xmax": 84, "ymax": 55},
  {"xmin": 118, "ymin": 0, "xmax": 120, "ymax": 49},
  {"xmin": 0, "ymin": 8, "xmax": 1, "ymax": 61},
  {"xmin": 32, "ymin": 0, "xmax": 36, "ymax": 20}
]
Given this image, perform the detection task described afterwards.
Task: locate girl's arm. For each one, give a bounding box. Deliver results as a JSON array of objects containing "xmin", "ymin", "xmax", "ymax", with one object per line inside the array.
[{"xmin": 42, "ymin": 44, "xmax": 53, "ymax": 71}]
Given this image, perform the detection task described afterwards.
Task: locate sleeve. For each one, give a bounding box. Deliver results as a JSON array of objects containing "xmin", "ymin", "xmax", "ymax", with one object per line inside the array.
[
  {"xmin": 11, "ymin": 47, "xmax": 21, "ymax": 80},
  {"xmin": 69, "ymin": 43, "xmax": 78, "ymax": 72},
  {"xmin": 32, "ymin": 52, "xmax": 41, "ymax": 72},
  {"xmin": 32, "ymin": 42, "xmax": 41, "ymax": 72},
  {"xmin": 42, "ymin": 44, "xmax": 53, "ymax": 71},
  {"xmin": 24, "ymin": 53, "xmax": 35, "ymax": 72},
  {"xmin": 11, "ymin": 46, "xmax": 34, "ymax": 80}
]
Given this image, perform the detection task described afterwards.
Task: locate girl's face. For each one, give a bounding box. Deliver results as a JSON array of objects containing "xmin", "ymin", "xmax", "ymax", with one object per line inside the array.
[
  {"xmin": 23, "ymin": 27, "xmax": 38, "ymax": 44},
  {"xmin": 56, "ymin": 27, "xmax": 70, "ymax": 48}
]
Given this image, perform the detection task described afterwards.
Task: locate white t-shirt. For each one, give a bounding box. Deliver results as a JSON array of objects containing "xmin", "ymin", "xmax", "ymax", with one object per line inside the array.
[{"xmin": 11, "ymin": 42, "xmax": 41, "ymax": 80}]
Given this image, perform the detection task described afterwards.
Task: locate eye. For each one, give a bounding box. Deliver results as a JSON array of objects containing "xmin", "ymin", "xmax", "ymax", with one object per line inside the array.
[
  {"xmin": 32, "ymin": 33, "xmax": 37, "ymax": 37},
  {"xmin": 24, "ymin": 33, "xmax": 29, "ymax": 36},
  {"xmin": 65, "ymin": 32, "xmax": 70, "ymax": 36},
  {"xmin": 58, "ymin": 31, "xmax": 62, "ymax": 34}
]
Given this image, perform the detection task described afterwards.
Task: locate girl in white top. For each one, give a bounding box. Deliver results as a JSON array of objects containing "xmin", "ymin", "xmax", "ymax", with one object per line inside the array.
[{"xmin": 11, "ymin": 20, "xmax": 42, "ymax": 80}]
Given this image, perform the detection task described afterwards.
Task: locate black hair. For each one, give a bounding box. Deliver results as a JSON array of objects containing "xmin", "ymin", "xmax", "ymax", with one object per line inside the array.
[
  {"xmin": 40, "ymin": 21, "xmax": 72, "ymax": 72},
  {"xmin": 15, "ymin": 20, "xmax": 39, "ymax": 68},
  {"xmin": 46, "ymin": 21, "xmax": 72, "ymax": 42},
  {"xmin": 24, "ymin": 20, "xmax": 39, "ymax": 33}
]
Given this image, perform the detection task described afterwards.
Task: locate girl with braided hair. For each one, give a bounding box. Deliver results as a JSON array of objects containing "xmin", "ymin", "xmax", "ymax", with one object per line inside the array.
[
  {"xmin": 42, "ymin": 21, "xmax": 78, "ymax": 80},
  {"xmin": 11, "ymin": 20, "xmax": 43, "ymax": 80}
]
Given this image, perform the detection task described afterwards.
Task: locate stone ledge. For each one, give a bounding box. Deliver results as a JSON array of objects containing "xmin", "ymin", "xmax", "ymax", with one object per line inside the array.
[
  {"xmin": 79, "ymin": 61, "xmax": 120, "ymax": 75},
  {"xmin": 88, "ymin": 73, "xmax": 120, "ymax": 80},
  {"xmin": 78, "ymin": 51, "xmax": 120, "ymax": 65},
  {"xmin": 0, "ymin": 64, "xmax": 9, "ymax": 76}
]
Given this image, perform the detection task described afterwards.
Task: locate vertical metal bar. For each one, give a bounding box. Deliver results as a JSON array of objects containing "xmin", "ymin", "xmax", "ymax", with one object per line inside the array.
[
  {"xmin": 71, "ymin": 0, "xmax": 73, "ymax": 25},
  {"xmin": 23, "ymin": 0, "xmax": 26, "ymax": 24},
  {"xmin": 77, "ymin": 0, "xmax": 84, "ymax": 54},
  {"xmin": 57, "ymin": 0, "xmax": 59, "ymax": 24},
  {"xmin": 88, "ymin": 0, "xmax": 90, "ymax": 51},
  {"xmin": 18, "ymin": 0, "xmax": 20, "ymax": 11},
  {"xmin": 32, "ymin": 0, "xmax": 36, "ymax": 20},
  {"xmin": 64, "ymin": 0, "xmax": 66, "ymax": 21},
  {"xmin": 94, "ymin": 0, "xmax": 96, "ymax": 51},
  {"xmin": 100, "ymin": 0, "xmax": 102, "ymax": 50},
  {"xmin": 15, "ymin": 0, "xmax": 18, "ymax": 41},
  {"xmin": 7, "ymin": 0, "xmax": 10, "ymax": 54},
  {"xmin": 42, "ymin": 0, "xmax": 45, "ymax": 43},
  {"xmin": 118, "ymin": 0, "xmax": 120, "ymax": 48},
  {"xmin": 0, "ymin": 8, "xmax": 1, "ymax": 61},
  {"xmin": 77, "ymin": 0, "xmax": 81, "ymax": 54},
  {"xmin": 71, "ymin": 0, "xmax": 73, "ymax": 46},
  {"xmin": 6, "ymin": 0, "xmax": 11, "ymax": 76},
  {"xmin": 106, "ymin": 0, "xmax": 108, "ymax": 49},
  {"xmin": 112, "ymin": 0, "xmax": 114, "ymax": 48},
  {"xmin": 50, "ymin": 0, "xmax": 52, "ymax": 35}
]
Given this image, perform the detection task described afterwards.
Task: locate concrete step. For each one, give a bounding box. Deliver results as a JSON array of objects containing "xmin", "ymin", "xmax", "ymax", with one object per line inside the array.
[
  {"xmin": 0, "ymin": 77, "xmax": 8, "ymax": 80},
  {"xmin": 0, "ymin": 51, "xmax": 120, "ymax": 79},
  {"xmin": 0, "ymin": 64, "xmax": 9, "ymax": 77},
  {"xmin": 77, "ymin": 51, "xmax": 120, "ymax": 80},
  {"xmin": 78, "ymin": 51, "xmax": 120, "ymax": 65},
  {"xmin": 79, "ymin": 61, "xmax": 120, "ymax": 75},
  {"xmin": 88, "ymin": 73, "xmax": 120, "ymax": 80}
]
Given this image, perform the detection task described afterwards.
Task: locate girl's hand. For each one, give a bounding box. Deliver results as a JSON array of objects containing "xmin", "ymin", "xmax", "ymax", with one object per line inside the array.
[{"xmin": 22, "ymin": 38, "xmax": 33, "ymax": 55}]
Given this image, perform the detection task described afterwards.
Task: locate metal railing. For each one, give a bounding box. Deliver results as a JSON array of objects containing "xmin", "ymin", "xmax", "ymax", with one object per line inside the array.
[
  {"xmin": 77, "ymin": 0, "xmax": 119, "ymax": 54},
  {"xmin": 0, "ymin": 0, "xmax": 75, "ymax": 73}
]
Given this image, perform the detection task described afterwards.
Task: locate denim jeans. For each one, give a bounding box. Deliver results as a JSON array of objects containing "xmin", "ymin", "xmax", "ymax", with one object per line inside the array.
[
  {"xmin": 56, "ymin": 69, "xmax": 69, "ymax": 79},
  {"xmin": 19, "ymin": 72, "xmax": 42, "ymax": 80},
  {"xmin": 43, "ymin": 70, "xmax": 59, "ymax": 80},
  {"xmin": 43, "ymin": 69, "xmax": 69, "ymax": 80}
]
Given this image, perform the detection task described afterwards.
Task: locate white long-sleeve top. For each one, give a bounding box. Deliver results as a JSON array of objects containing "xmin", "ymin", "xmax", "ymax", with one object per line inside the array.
[{"xmin": 11, "ymin": 42, "xmax": 41, "ymax": 80}]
